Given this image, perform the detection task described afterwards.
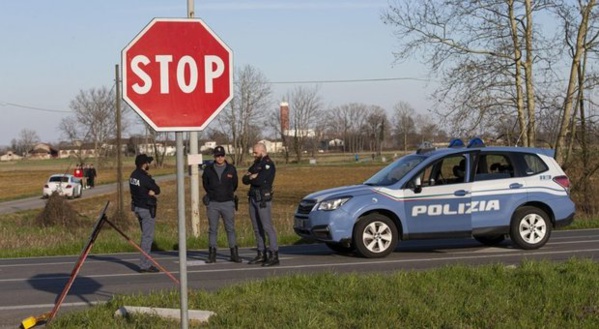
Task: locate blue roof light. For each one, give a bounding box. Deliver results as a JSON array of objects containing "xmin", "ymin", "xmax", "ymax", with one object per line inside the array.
[
  {"xmin": 467, "ymin": 137, "xmax": 485, "ymax": 148},
  {"xmin": 448, "ymin": 138, "xmax": 465, "ymax": 148}
]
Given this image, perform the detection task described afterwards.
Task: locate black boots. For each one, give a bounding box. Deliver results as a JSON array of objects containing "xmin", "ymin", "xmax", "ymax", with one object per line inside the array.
[
  {"xmin": 262, "ymin": 251, "xmax": 279, "ymax": 267},
  {"xmin": 230, "ymin": 246, "xmax": 242, "ymax": 263},
  {"xmin": 247, "ymin": 250, "xmax": 266, "ymax": 264},
  {"xmin": 208, "ymin": 248, "xmax": 278, "ymax": 266},
  {"xmin": 206, "ymin": 247, "xmax": 216, "ymax": 263}
]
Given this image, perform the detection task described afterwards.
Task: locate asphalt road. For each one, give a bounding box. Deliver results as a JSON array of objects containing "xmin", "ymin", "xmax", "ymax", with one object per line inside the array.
[{"xmin": 1, "ymin": 229, "xmax": 598, "ymax": 328}]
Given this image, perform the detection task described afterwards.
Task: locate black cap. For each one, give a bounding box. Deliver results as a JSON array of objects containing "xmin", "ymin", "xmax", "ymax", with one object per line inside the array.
[
  {"xmin": 135, "ymin": 154, "xmax": 154, "ymax": 167},
  {"xmin": 213, "ymin": 146, "xmax": 225, "ymax": 157}
]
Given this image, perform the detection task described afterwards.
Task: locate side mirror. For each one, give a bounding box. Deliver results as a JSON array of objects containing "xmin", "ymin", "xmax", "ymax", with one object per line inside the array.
[{"xmin": 413, "ymin": 177, "xmax": 422, "ymax": 194}]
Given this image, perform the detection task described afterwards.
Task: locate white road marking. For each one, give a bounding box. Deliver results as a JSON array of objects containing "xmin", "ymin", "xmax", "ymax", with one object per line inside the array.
[{"xmin": 0, "ymin": 301, "xmax": 103, "ymax": 311}]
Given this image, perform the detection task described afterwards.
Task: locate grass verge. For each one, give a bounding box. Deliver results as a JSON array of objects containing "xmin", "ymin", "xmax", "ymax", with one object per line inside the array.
[{"xmin": 48, "ymin": 259, "xmax": 599, "ymax": 328}]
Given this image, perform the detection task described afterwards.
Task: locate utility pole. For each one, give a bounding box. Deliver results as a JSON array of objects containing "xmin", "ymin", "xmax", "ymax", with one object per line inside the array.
[
  {"xmin": 115, "ymin": 64, "xmax": 124, "ymax": 217},
  {"xmin": 188, "ymin": 4, "xmax": 201, "ymax": 239},
  {"xmin": 179, "ymin": 4, "xmax": 193, "ymax": 329}
]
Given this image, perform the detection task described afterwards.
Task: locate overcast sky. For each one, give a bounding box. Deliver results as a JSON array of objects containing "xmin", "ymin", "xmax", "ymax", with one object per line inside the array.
[{"xmin": 0, "ymin": 0, "xmax": 435, "ymax": 147}]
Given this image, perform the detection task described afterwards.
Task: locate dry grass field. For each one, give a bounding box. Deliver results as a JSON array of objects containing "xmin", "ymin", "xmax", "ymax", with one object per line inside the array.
[
  {"xmin": 2, "ymin": 152, "xmax": 593, "ymax": 258},
  {"xmin": 0, "ymin": 155, "xmax": 385, "ymax": 257}
]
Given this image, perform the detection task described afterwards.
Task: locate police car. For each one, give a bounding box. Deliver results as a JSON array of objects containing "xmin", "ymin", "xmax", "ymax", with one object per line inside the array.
[{"xmin": 294, "ymin": 138, "xmax": 575, "ymax": 258}]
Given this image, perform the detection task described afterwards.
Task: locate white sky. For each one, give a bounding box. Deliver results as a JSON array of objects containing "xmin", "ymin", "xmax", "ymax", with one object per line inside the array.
[{"xmin": 0, "ymin": 0, "xmax": 436, "ymax": 147}]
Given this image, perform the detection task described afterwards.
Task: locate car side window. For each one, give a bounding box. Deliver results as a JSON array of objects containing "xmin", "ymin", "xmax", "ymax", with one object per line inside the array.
[
  {"xmin": 522, "ymin": 153, "xmax": 549, "ymax": 175},
  {"xmin": 474, "ymin": 154, "xmax": 514, "ymax": 181},
  {"xmin": 417, "ymin": 155, "xmax": 466, "ymax": 187}
]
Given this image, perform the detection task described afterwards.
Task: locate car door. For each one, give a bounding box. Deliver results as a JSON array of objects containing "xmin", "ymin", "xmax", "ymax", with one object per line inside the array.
[
  {"xmin": 402, "ymin": 153, "xmax": 473, "ymax": 239},
  {"xmin": 470, "ymin": 152, "xmax": 528, "ymax": 234}
]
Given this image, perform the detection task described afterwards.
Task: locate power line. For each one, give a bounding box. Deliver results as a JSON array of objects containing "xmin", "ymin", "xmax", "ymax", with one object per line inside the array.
[
  {"xmin": 0, "ymin": 77, "xmax": 431, "ymax": 112},
  {"xmin": 0, "ymin": 101, "xmax": 71, "ymax": 113},
  {"xmin": 270, "ymin": 77, "xmax": 433, "ymax": 84}
]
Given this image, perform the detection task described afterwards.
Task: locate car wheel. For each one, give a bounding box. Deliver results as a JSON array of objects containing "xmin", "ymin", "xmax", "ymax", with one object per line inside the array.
[
  {"xmin": 474, "ymin": 235, "xmax": 505, "ymax": 246},
  {"xmin": 510, "ymin": 206, "xmax": 552, "ymax": 250},
  {"xmin": 325, "ymin": 242, "xmax": 354, "ymax": 254},
  {"xmin": 353, "ymin": 213, "xmax": 398, "ymax": 258}
]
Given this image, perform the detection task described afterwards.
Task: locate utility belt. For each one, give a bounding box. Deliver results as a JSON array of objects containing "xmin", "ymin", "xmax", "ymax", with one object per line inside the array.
[
  {"xmin": 131, "ymin": 197, "xmax": 158, "ymax": 218},
  {"xmin": 249, "ymin": 188, "xmax": 272, "ymax": 208}
]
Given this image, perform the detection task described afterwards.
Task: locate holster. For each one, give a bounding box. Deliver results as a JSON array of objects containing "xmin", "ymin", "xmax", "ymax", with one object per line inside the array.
[
  {"xmin": 252, "ymin": 189, "xmax": 262, "ymax": 202},
  {"xmin": 234, "ymin": 195, "xmax": 239, "ymax": 211},
  {"xmin": 147, "ymin": 196, "xmax": 158, "ymax": 217},
  {"xmin": 149, "ymin": 205, "xmax": 157, "ymax": 218}
]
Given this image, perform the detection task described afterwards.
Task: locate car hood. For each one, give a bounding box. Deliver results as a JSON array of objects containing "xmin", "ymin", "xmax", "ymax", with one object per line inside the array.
[{"xmin": 303, "ymin": 184, "xmax": 373, "ymax": 202}]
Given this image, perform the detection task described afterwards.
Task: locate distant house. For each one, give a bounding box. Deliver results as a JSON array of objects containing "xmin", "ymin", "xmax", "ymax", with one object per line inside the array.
[
  {"xmin": 256, "ymin": 139, "xmax": 284, "ymax": 153},
  {"xmin": 29, "ymin": 143, "xmax": 59, "ymax": 159},
  {"xmin": 137, "ymin": 142, "xmax": 176, "ymax": 156},
  {"xmin": 0, "ymin": 151, "xmax": 23, "ymax": 162},
  {"xmin": 328, "ymin": 138, "xmax": 344, "ymax": 147}
]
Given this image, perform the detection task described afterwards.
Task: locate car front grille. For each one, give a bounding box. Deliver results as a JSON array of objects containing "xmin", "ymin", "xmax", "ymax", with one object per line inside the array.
[{"xmin": 296, "ymin": 199, "xmax": 317, "ymax": 215}]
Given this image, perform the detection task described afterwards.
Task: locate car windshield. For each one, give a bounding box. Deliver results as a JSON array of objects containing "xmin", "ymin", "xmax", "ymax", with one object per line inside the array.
[
  {"xmin": 49, "ymin": 176, "xmax": 69, "ymax": 183},
  {"xmin": 364, "ymin": 154, "xmax": 426, "ymax": 186}
]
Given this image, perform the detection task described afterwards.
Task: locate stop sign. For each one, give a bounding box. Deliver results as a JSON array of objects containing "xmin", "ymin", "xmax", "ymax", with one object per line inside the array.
[{"xmin": 122, "ymin": 18, "xmax": 233, "ymax": 131}]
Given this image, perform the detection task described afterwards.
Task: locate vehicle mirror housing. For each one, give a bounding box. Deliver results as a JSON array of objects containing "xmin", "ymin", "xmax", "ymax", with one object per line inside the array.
[{"xmin": 413, "ymin": 177, "xmax": 422, "ymax": 193}]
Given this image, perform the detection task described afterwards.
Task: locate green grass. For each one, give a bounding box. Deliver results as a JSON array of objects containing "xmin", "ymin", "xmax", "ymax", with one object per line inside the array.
[{"xmin": 48, "ymin": 259, "xmax": 599, "ymax": 328}]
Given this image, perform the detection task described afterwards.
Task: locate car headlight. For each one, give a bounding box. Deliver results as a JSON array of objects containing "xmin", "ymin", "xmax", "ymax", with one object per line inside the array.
[{"xmin": 317, "ymin": 197, "xmax": 351, "ymax": 211}]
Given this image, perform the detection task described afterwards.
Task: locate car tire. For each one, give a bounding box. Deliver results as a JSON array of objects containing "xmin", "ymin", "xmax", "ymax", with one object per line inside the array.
[
  {"xmin": 509, "ymin": 206, "xmax": 552, "ymax": 250},
  {"xmin": 474, "ymin": 235, "xmax": 505, "ymax": 246},
  {"xmin": 353, "ymin": 213, "xmax": 398, "ymax": 258},
  {"xmin": 325, "ymin": 242, "xmax": 354, "ymax": 254}
]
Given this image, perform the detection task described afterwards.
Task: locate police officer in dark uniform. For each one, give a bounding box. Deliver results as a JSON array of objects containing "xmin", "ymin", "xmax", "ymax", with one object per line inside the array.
[
  {"xmin": 202, "ymin": 145, "xmax": 241, "ymax": 263},
  {"xmin": 129, "ymin": 154, "xmax": 161, "ymax": 273},
  {"xmin": 242, "ymin": 142, "xmax": 279, "ymax": 266}
]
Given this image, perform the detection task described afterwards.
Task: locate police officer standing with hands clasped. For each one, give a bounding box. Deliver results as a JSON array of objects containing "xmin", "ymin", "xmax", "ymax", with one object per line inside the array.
[
  {"xmin": 242, "ymin": 142, "xmax": 279, "ymax": 266},
  {"xmin": 129, "ymin": 154, "xmax": 161, "ymax": 273},
  {"xmin": 202, "ymin": 146, "xmax": 241, "ymax": 263}
]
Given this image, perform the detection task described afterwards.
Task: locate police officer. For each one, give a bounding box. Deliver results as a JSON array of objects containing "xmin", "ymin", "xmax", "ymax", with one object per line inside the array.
[
  {"xmin": 129, "ymin": 154, "xmax": 161, "ymax": 273},
  {"xmin": 202, "ymin": 146, "xmax": 241, "ymax": 263},
  {"xmin": 242, "ymin": 142, "xmax": 279, "ymax": 266}
]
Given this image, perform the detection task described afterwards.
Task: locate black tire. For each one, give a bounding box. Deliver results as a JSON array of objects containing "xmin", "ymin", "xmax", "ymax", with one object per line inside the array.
[
  {"xmin": 474, "ymin": 235, "xmax": 505, "ymax": 246},
  {"xmin": 509, "ymin": 206, "xmax": 552, "ymax": 250},
  {"xmin": 325, "ymin": 242, "xmax": 354, "ymax": 254},
  {"xmin": 353, "ymin": 213, "xmax": 398, "ymax": 258}
]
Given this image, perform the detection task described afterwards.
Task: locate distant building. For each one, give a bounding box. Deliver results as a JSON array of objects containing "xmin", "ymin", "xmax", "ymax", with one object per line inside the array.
[
  {"xmin": 0, "ymin": 151, "xmax": 23, "ymax": 162},
  {"xmin": 256, "ymin": 139, "xmax": 284, "ymax": 153},
  {"xmin": 29, "ymin": 143, "xmax": 59, "ymax": 159}
]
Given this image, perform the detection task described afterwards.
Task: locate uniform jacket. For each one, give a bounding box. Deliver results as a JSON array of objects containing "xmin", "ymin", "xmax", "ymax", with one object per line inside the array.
[
  {"xmin": 129, "ymin": 168, "xmax": 161, "ymax": 209},
  {"xmin": 202, "ymin": 162, "xmax": 238, "ymax": 202},
  {"xmin": 242, "ymin": 155, "xmax": 276, "ymax": 193}
]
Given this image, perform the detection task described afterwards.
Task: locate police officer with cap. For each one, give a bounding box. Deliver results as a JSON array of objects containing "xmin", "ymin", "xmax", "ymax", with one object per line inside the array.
[
  {"xmin": 242, "ymin": 142, "xmax": 279, "ymax": 266},
  {"xmin": 129, "ymin": 154, "xmax": 161, "ymax": 273},
  {"xmin": 202, "ymin": 145, "xmax": 241, "ymax": 263}
]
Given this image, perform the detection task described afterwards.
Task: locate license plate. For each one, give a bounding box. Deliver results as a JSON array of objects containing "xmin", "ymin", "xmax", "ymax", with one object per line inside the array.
[{"xmin": 294, "ymin": 217, "xmax": 307, "ymax": 228}]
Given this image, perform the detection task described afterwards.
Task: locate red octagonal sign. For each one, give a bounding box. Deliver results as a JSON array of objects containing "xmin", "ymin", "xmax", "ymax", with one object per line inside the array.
[{"xmin": 122, "ymin": 18, "xmax": 233, "ymax": 131}]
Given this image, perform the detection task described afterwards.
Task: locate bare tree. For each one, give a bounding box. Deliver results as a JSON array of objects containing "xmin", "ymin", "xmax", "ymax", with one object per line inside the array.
[
  {"xmin": 10, "ymin": 128, "xmax": 40, "ymax": 156},
  {"xmin": 363, "ymin": 106, "xmax": 388, "ymax": 156},
  {"xmin": 325, "ymin": 103, "xmax": 370, "ymax": 153},
  {"xmin": 286, "ymin": 86, "xmax": 323, "ymax": 162},
  {"xmin": 392, "ymin": 102, "xmax": 416, "ymax": 152},
  {"xmin": 59, "ymin": 86, "xmax": 127, "ymax": 163},
  {"xmin": 217, "ymin": 65, "xmax": 272, "ymax": 165},
  {"xmin": 553, "ymin": 0, "xmax": 598, "ymax": 164},
  {"xmin": 382, "ymin": 0, "xmax": 556, "ymax": 147}
]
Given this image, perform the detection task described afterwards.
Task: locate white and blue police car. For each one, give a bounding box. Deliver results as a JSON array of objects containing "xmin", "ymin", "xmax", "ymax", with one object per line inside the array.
[{"xmin": 294, "ymin": 138, "xmax": 575, "ymax": 258}]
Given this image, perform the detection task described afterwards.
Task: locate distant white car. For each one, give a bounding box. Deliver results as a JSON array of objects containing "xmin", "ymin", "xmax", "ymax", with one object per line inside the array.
[{"xmin": 42, "ymin": 174, "xmax": 83, "ymax": 199}]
